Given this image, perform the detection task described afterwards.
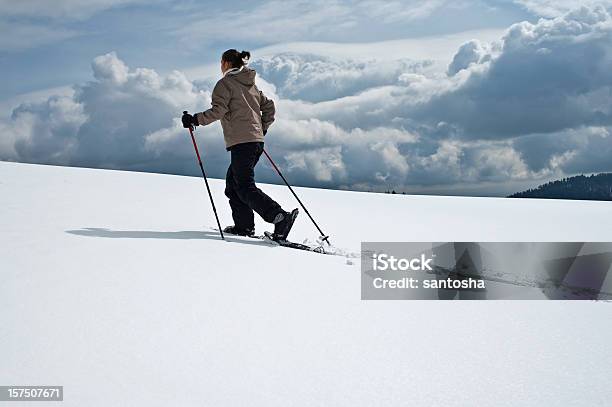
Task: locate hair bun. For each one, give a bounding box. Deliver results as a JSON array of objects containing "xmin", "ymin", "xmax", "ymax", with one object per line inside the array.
[{"xmin": 222, "ymin": 49, "xmax": 250, "ymax": 68}]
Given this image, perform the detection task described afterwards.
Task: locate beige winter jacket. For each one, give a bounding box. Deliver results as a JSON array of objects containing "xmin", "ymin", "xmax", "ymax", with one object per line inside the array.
[{"xmin": 195, "ymin": 67, "xmax": 275, "ymax": 149}]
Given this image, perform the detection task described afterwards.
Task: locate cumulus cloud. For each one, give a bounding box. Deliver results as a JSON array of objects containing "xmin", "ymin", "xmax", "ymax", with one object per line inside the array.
[
  {"xmin": 447, "ymin": 40, "xmax": 492, "ymax": 76},
  {"xmin": 2, "ymin": 52, "xmax": 217, "ymax": 174},
  {"xmin": 9, "ymin": 95, "xmax": 86, "ymax": 164},
  {"xmin": 419, "ymin": 5, "xmax": 612, "ymax": 138},
  {"xmin": 251, "ymin": 53, "xmax": 431, "ymax": 102},
  {"xmin": 3, "ymin": 5, "xmax": 612, "ymax": 195},
  {"xmin": 0, "ymin": 51, "xmax": 515, "ymax": 192},
  {"xmin": 262, "ymin": 6, "xmax": 612, "ymax": 187},
  {"xmin": 0, "ymin": 52, "xmax": 425, "ymax": 189}
]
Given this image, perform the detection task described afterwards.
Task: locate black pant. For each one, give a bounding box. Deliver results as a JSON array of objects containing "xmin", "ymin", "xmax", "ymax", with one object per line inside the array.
[{"xmin": 225, "ymin": 142, "xmax": 282, "ymax": 230}]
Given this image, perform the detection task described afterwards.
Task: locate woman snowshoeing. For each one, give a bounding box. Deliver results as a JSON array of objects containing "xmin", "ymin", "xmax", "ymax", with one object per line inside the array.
[{"xmin": 182, "ymin": 49, "xmax": 298, "ymax": 241}]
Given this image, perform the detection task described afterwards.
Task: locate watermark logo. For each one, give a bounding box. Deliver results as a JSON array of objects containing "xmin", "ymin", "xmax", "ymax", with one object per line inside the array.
[
  {"xmin": 361, "ymin": 242, "xmax": 612, "ymax": 300},
  {"xmin": 372, "ymin": 253, "xmax": 433, "ymax": 271}
]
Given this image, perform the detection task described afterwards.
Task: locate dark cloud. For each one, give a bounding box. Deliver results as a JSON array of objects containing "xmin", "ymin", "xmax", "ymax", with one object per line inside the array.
[{"xmin": 420, "ymin": 6, "xmax": 612, "ymax": 138}]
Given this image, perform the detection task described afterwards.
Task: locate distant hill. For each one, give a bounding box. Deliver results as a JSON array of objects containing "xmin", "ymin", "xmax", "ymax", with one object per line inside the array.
[{"xmin": 509, "ymin": 173, "xmax": 612, "ymax": 200}]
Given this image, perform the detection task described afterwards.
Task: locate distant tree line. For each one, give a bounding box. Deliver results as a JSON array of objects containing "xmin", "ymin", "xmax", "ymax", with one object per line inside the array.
[{"xmin": 508, "ymin": 173, "xmax": 612, "ymax": 201}]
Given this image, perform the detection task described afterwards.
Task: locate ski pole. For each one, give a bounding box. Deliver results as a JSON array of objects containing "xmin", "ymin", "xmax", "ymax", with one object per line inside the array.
[
  {"xmin": 184, "ymin": 113, "xmax": 224, "ymax": 240},
  {"xmin": 263, "ymin": 148, "xmax": 330, "ymax": 245}
]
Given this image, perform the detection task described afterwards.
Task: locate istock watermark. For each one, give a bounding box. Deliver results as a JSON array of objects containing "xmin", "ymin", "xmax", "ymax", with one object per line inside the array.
[
  {"xmin": 372, "ymin": 253, "xmax": 434, "ymax": 271},
  {"xmin": 361, "ymin": 242, "xmax": 612, "ymax": 300}
]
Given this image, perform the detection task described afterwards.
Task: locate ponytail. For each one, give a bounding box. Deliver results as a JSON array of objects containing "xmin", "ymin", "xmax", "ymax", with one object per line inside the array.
[{"xmin": 222, "ymin": 49, "xmax": 251, "ymax": 68}]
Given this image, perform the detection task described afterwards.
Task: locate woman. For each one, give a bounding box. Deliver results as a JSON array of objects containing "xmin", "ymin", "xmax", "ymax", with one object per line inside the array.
[{"xmin": 182, "ymin": 49, "xmax": 298, "ymax": 241}]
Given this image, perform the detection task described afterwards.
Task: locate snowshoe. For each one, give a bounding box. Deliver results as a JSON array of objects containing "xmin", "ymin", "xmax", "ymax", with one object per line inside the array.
[{"xmin": 223, "ymin": 225, "xmax": 255, "ymax": 237}]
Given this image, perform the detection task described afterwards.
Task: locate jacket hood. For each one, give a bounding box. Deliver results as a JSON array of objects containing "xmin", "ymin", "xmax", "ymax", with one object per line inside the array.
[{"xmin": 226, "ymin": 66, "xmax": 256, "ymax": 86}]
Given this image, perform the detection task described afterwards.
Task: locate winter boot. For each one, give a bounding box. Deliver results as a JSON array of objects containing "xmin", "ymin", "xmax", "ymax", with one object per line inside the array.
[
  {"xmin": 272, "ymin": 208, "xmax": 299, "ymax": 241},
  {"xmin": 223, "ymin": 225, "xmax": 255, "ymax": 237}
]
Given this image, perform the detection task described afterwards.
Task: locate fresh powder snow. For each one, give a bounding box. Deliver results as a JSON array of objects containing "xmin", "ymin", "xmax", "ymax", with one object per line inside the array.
[{"xmin": 2, "ymin": 161, "xmax": 612, "ymax": 406}]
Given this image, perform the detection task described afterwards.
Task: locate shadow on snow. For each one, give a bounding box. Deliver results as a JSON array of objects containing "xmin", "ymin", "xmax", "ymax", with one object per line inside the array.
[{"xmin": 65, "ymin": 227, "xmax": 272, "ymax": 247}]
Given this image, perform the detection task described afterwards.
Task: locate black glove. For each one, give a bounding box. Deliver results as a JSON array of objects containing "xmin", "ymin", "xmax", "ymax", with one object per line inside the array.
[{"xmin": 182, "ymin": 111, "xmax": 198, "ymax": 129}]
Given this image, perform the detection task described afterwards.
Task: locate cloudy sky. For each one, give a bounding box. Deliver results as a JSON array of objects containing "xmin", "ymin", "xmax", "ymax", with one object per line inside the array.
[{"xmin": 2, "ymin": 0, "xmax": 612, "ymax": 196}]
